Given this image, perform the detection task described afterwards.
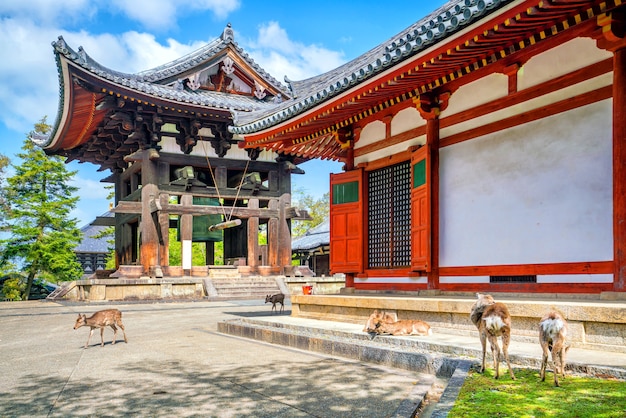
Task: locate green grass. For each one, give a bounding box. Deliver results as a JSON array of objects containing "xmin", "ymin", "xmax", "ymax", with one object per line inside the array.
[{"xmin": 447, "ymin": 367, "xmax": 626, "ymax": 418}]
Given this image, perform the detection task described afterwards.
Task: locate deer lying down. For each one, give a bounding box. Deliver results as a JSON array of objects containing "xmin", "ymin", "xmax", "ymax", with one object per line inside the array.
[
  {"xmin": 373, "ymin": 319, "xmax": 432, "ymax": 336},
  {"xmin": 73, "ymin": 309, "xmax": 128, "ymax": 349},
  {"xmin": 470, "ymin": 293, "xmax": 516, "ymax": 380},
  {"xmin": 363, "ymin": 309, "xmax": 397, "ymax": 332},
  {"xmin": 539, "ymin": 310, "xmax": 569, "ymax": 387},
  {"xmin": 265, "ymin": 293, "xmax": 285, "ymax": 313}
]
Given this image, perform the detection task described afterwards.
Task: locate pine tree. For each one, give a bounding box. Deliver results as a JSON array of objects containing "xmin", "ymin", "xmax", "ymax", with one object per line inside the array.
[{"xmin": 0, "ymin": 117, "xmax": 83, "ymax": 300}]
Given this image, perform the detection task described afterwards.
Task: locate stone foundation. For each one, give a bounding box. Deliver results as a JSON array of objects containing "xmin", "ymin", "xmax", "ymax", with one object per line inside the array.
[{"xmin": 290, "ymin": 294, "xmax": 626, "ymax": 354}]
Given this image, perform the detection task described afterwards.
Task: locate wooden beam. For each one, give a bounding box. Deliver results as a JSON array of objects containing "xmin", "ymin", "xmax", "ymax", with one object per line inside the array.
[{"xmin": 111, "ymin": 200, "xmax": 279, "ymax": 218}]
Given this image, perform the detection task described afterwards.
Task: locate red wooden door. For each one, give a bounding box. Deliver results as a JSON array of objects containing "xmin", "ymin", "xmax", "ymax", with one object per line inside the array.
[
  {"xmin": 411, "ymin": 145, "xmax": 431, "ymax": 272},
  {"xmin": 330, "ymin": 169, "xmax": 364, "ymax": 274}
]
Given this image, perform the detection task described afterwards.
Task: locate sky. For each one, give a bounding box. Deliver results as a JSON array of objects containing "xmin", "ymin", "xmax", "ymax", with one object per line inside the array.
[{"xmin": 0, "ymin": 0, "xmax": 447, "ymax": 227}]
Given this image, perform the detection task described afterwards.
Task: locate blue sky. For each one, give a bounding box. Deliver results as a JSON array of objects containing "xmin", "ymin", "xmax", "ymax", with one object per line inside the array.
[{"xmin": 0, "ymin": 0, "xmax": 447, "ymax": 227}]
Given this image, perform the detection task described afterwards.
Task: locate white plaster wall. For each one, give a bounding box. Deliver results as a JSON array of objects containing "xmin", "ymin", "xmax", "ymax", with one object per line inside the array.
[
  {"xmin": 518, "ymin": 37, "xmax": 612, "ymax": 90},
  {"xmin": 439, "ymin": 100, "xmax": 612, "ymax": 267},
  {"xmin": 442, "ymin": 73, "xmax": 508, "ymax": 117},
  {"xmin": 355, "ymin": 120, "xmax": 386, "ymax": 149},
  {"xmin": 391, "ymin": 107, "xmax": 424, "ymax": 136},
  {"xmin": 441, "ymin": 73, "xmax": 612, "ymax": 138},
  {"xmin": 354, "ymin": 135, "xmax": 426, "ymax": 166}
]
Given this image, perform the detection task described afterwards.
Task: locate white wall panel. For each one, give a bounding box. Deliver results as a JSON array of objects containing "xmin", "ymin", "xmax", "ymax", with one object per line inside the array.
[
  {"xmin": 439, "ymin": 100, "xmax": 612, "ymax": 267},
  {"xmin": 391, "ymin": 107, "xmax": 424, "ymax": 136},
  {"xmin": 519, "ymin": 37, "xmax": 612, "ymax": 90}
]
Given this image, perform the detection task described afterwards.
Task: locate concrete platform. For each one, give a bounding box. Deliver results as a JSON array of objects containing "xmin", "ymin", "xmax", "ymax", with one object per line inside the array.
[{"xmin": 0, "ymin": 299, "xmax": 439, "ymax": 417}]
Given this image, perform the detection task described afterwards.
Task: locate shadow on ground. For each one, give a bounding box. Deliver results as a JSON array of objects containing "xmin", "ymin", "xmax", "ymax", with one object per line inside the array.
[{"xmin": 2, "ymin": 356, "xmax": 419, "ymax": 417}]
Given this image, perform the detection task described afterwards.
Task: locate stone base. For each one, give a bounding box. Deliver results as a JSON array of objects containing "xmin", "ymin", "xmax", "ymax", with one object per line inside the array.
[{"xmin": 289, "ymin": 293, "xmax": 626, "ymax": 354}]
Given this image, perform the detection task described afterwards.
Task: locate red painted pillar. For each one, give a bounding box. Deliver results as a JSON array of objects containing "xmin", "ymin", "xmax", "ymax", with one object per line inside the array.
[
  {"xmin": 426, "ymin": 117, "xmax": 440, "ymax": 290},
  {"xmin": 613, "ymin": 46, "xmax": 626, "ymax": 291},
  {"xmin": 597, "ymin": 9, "xmax": 626, "ymax": 291}
]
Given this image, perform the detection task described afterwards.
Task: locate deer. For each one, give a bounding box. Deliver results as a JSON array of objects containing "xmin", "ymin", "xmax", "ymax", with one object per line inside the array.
[
  {"xmin": 265, "ymin": 293, "xmax": 285, "ymax": 313},
  {"xmin": 363, "ymin": 309, "xmax": 398, "ymax": 332},
  {"xmin": 470, "ymin": 293, "xmax": 516, "ymax": 380},
  {"xmin": 539, "ymin": 310, "xmax": 569, "ymax": 387},
  {"xmin": 73, "ymin": 309, "xmax": 128, "ymax": 349}
]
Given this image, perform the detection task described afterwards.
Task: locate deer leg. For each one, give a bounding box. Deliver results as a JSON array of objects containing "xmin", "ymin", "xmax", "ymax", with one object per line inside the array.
[
  {"xmin": 110, "ymin": 324, "xmax": 118, "ymax": 345},
  {"xmin": 502, "ymin": 330, "xmax": 516, "ymax": 380},
  {"xmin": 280, "ymin": 302, "xmax": 284, "ymax": 313},
  {"xmin": 118, "ymin": 321, "xmax": 128, "ymax": 343},
  {"xmin": 488, "ymin": 335, "xmax": 500, "ymax": 379},
  {"xmin": 540, "ymin": 342, "xmax": 549, "ymax": 382},
  {"xmin": 479, "ymin": 331, "xmax": 488, "ymax": 373},
  {"xmin": 85, "ymin": 327, "xmax": 95, "ymax": 348},
  {"xmin": 552, "ymin": 339, "xmax": 565, "ymax": 386},
  {"xmin": 100, "ymin": 327, "xmax": 105, "ymax": 347}
]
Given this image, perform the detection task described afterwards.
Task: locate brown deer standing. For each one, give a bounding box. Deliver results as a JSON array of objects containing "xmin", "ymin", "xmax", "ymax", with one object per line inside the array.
[
  {"xmin": 73, "ymin": 309, "xmax": 128, "ymax": 349},
  {"xmin": 470, "ymin": 293, "xmax": 516, "ymax": 380},
  {"xmin": 539, "ymin": 310, "xmax": 569, "ymax": 386},
  {"xmin": 265, "ymin": 293, "xmax": 285, "ymax": 313}
]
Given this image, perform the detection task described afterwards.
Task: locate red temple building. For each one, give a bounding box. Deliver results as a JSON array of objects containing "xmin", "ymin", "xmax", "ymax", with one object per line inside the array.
[{"xmin": 39, "ymin": 0, "xmax": 626, "ymax": 297}]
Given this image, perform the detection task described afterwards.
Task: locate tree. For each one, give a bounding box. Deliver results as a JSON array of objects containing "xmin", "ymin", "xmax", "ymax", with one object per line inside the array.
[
  {"xmin": 291, "ymin": 189, "xmax": 329, "ymax": 238},
  {"xmin": 0, "ymin": 151, "xmax": 9, "ymax": 223},
  {"xmin": 0, "ymin": 117, "xmax": 83, "ymax": 300}
]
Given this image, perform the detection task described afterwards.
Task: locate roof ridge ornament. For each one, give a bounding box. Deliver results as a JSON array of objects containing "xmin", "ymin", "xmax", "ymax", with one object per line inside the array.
[{"xmin": 221, "ymin": 23, "xmax": 235, "ymax": 42}]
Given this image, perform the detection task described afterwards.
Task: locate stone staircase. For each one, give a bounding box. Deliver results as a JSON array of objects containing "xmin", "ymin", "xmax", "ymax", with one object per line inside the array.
[{"xmin": 205, "ymin": 266, "xmax": 285, "ymax": 300}]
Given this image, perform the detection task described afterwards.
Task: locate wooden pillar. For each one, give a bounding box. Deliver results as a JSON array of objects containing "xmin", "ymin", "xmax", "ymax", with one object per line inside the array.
[
  {"xmin": 158, "ymin": 193, "xmax": 170, "ymax": 268},
  {"xmin": 614, "ymin": 46, "xmax": 626, "ymax": 291},
  {"xmin": 247, "ymin": 198, "xmax": 260, "ymax": 270},
  {"xmin": 278, "ymin": 193, "xmax": 292, "ymax": 271},
  {"xmin": 180, "ymin": 194, "xmax": 193, "ymax": 276},
  {"xmin": 426, "ymin": 117, "xmax": 440, "ymax": 290},
  {"xmin": 140, "ymin": 152, "xmax": 160, "ymax": 276},
  {"xmin": 415, "ymin": 91, "xmax": 450, "ymax": 290},
  {"xmin": 206, "ymin": 242, "xmax": 215, "ymax": 265},
  {"xmin": 597, "ymin": 9, "xmax": 626, "ymax": 291},
  {"xmin": 268, "ymin": 198, "xmax": 279, "ymax": 267}
]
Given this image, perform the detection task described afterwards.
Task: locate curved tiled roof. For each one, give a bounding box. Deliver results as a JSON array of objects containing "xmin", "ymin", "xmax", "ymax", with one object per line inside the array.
[
  {"xmin": 229, "ymin": 0, "xmax": 512, "ymax": 134},
  {"xmin": 292, "ymin": 219, "xmax": 330, "ymax": 251},
  {"xmin": 50, "ymin": 34, "xmax": 279, "ymax": 113}
]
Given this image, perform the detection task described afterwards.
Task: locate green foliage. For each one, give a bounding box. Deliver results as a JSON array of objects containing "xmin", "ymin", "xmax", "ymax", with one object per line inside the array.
[
  {"xmin": 167, "ymin": 228, "xmax": 224, "ymax": 266},
  {"xmin": 0, "ymin": 117, "xmax": 84, "ymax": 299},
  {"xmin": 0, "ymin": 152, "xmax": 9, "ymax": 222},
  {"xmin": 291, "ymin": 189, "xmax": 329, "ymax": 238},
  {"xmin": 0, "ymin": 277, "xmax": 24, "ymax": 301},
  {"xmin": 448, "ymin": 368, "xmax": 626, "ymax": 417}
]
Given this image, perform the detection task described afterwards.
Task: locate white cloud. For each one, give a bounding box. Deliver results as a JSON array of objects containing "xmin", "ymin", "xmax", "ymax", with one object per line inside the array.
[
  {"xmin": 245, "ymin": 21, "xmax": 345, "ymax": 81},
  {"xmin": 108, "ymin": 0, "xmax": 241, "ymax": 30},
  {"xmin": 0, "ymin": 0, "xmax": 95, "ymax": 26}
]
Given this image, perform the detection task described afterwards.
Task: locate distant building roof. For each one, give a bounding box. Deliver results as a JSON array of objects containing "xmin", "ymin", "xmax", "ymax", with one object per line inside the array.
[
  {"xmin": 292, "ymin": 219, "xmax": 329, "ymax": 252},
  {"xmin": 75, "ymin": 212, "xmax": 113, "ymax": 253}
]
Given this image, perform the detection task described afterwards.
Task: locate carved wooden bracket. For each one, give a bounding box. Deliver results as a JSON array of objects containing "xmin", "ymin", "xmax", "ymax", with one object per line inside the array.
[
  {"xmin": 413, "ymin": 91, "xmax": 451, "ymax": 120},
  {"xmin": 597, "ymin": 8, "xmax": 626, "ymax": 51},
  {"xmin": 333, "ymin": 126, "xmax": 353, "ymax": 149}
]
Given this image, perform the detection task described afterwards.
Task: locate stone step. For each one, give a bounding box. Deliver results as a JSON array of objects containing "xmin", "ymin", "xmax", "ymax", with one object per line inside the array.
[{"xmin": 217, "ymin": 316, "xmax": 626, "ymax": 381}]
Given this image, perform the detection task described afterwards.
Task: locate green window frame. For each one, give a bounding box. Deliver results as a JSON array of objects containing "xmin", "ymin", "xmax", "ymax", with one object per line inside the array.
[{"xmin": 332, "ymin": 181, "xmax": 359, "ymax": 204}]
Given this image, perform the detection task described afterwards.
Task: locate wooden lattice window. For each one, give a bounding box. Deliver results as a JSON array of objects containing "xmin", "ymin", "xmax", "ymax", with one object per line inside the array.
[{"xmin": 368, "ymin": 161, "xmax": 411, "ymax": 268}]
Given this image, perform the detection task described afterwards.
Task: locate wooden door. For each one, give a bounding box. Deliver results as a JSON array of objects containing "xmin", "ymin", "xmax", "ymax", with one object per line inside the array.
[
  {"xmin": 411, "ymin": 145, "xmax": 431, "ymax": 272},
  {"xmin": 330, "ymin": 169, "xmax": 364, "ymax": 274}
]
